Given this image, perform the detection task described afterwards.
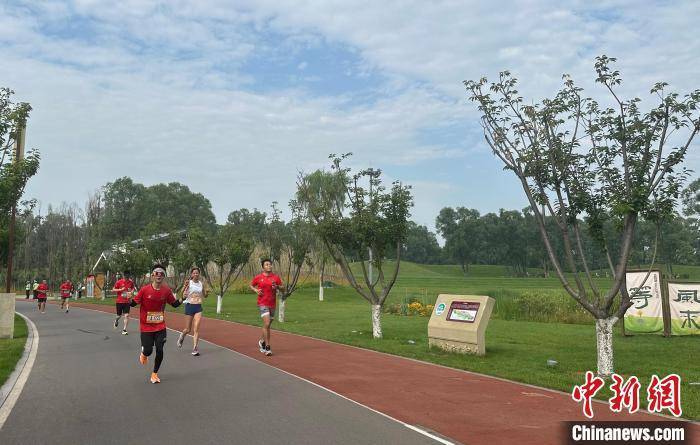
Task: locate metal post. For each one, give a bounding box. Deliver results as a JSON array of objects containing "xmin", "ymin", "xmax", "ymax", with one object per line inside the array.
[
  {"xmin": 5, "ymin": 124, "xmax": 24, "ymax": 293},
  {"xmin": 5, "ymin": 206, "xmax": 16, "ymax": 293}
]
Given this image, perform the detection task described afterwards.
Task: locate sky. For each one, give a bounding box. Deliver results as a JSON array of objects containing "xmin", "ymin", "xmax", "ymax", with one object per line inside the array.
[{"xmin": 1, "ymin": 0, "xmax": 698, "ymax": 234}]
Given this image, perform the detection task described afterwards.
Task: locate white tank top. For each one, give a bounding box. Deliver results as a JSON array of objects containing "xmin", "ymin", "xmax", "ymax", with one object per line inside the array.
[{"xmin": 185, "ymin": 279, "xmax": 204, "ymax": 304}]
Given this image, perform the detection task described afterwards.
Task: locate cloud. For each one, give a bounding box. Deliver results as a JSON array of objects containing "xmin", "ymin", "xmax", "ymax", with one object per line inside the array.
[{"xmin": 0, "ymin": 0, "xmax": 698, "ymax": 233}]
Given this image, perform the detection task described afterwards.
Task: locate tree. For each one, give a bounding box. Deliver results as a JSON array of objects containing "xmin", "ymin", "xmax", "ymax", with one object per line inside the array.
[
  {"xmin": 98, "ymin": 178, "xmax": 216, "ymax": 246},
  {"xmin": 436, "ymin": 207, "xmax": 482, "ymax": 273},
  {"xmin": 0, "ymin": 88, "xmax": 40, "ymax": 283},
  {"xmin": 296, "ymin": 169, "xmax": 347, "ymax": 301},
  {"xmin": 681, "ymin": 177, "xmax": 700, "ymax": 218},
  {"xmin": 275, "ymin": 201, "xmax": 314, "ymax": 322},
  {"xmin": 681, "ymin": 178, "xmax": 700, "ymax": 265},
  {"xmin": 465, "ymin": 56, "xmax": 700, "ymax": 377},
  {"xmin": 188, "ymin": 222, "xmax": 254, "ymax": 314},
  {"xmin": 298, "ymin": 154, "xmax": 413, "ymax": 338},
  {"xmin": 399, "ymin": 222, "xmax": 443, "ymax": 264},
  {"xmin": 107, "ymin": 245, "xmax": 151, "ymax": 287}
]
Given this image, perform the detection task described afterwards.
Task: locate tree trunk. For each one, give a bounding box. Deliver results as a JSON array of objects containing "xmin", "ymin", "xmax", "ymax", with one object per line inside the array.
[
  {"xmin": 279, "ymin": 298, "xmax": 286, "ymax": 323},
  {"xmin": 595, "ymin": 316, "xmax": 617, "ymax": 378},
  {"xmin": 319, "ymin": 262, "xmax": 325, "ymax": 301},
  {"xmin": 216, "ymin": 294, "xmax": 222, "ymax": 314},
  {"xmin": 371, "ymin": 304, "xmax": 382, "ymax": 339}
]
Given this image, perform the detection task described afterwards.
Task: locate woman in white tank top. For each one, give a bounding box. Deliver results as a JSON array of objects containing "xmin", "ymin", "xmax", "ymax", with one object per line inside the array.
[{"xmin": 177, "ymin": 267, "xmax": 208, "ymax": 356}]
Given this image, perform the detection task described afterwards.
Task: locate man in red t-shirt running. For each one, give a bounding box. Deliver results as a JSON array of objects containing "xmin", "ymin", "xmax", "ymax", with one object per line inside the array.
[
  {"xmin": 112, "ymin": 272, "xmax": 135, "ymax": 335},
  {"xmin": 250, "ymin": 259, "xmax": 284, "ymax": 356},
  {"xmin": 59, "ymin": 279, "xmax": 72, "ymax": 313},
  {"xmin": 130, "ymin": 264, "xmax": 182, "ymax": 383},
  {"xmin": 36, "ymin": 280, "xmax": 49, "ymax": 313}
]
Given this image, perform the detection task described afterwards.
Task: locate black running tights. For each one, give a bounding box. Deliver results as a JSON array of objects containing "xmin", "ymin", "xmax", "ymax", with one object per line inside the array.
[{"xmin": 140, "ymin": 329, "xmax": 167, "ymax": 372}]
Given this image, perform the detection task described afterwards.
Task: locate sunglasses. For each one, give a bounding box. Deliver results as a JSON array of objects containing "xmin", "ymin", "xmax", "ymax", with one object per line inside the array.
[{"xmin": 153, "ymin": 271, "xmax": 165, "ymax": 277}]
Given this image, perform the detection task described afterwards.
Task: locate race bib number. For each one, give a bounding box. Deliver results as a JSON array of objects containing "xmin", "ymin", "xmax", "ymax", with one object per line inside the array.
[
  {"xmin": 146, "ymin": 312, "xmax": 164, "ymax": 324},
  {"xmin": 188, "ymin": 293, "xmax": 202, "ymax": 304}
]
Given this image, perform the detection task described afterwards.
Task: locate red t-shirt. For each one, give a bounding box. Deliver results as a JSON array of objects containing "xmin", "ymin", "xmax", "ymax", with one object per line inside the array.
[
  {"xmin": 251, "ymin": 273, "xmax": 282, "ymax": 308},
  {"xmin": 133, "ymin": 284, "xmax": 176, "ymax": 332},
  {"xmin": 114, "ymin": 278, "xmax": 135, "ymax": 304},
  {"xmin": 60, "ymin": 282, "xmax": 71, "ymax": 297},
  {"xmin": 37, "ymin": 283, "xmax": 48, "ymax": 298}
]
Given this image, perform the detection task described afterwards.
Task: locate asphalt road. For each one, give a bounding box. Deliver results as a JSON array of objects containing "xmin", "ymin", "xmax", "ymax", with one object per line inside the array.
[{"xmin": 1, "ymin": 302, "xmax": 440, "ymax": 445}]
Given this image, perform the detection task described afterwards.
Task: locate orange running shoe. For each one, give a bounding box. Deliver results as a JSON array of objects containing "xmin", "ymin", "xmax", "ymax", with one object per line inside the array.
[
  {"xmin": 150, "ymin": 372, "xmax": 160, "ymax": 384},
  {"xmin": 139, "ymin": 353, "xmax": 148, "ymax": 365}
]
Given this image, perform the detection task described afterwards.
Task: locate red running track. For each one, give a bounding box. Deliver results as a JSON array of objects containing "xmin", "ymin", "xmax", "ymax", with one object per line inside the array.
[{"xmin": 69, "ymin": 302, "xmax": 698, "ymax": 445}]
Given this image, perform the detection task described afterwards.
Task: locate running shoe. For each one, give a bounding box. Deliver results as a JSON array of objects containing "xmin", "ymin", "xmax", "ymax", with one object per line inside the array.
[
  {"xmin": 191, "ymin": 347, "xmax": 200, "ymax": 356},
  {"xmin": 150, "ymin": 372, "xmax": 160, "ymax": 384},
  {"xmin": 264, "ymin": 347, "xmax": 272, "ymax": 356},
  {"xmin": 65, "ymin": 309, "xmax": 69, "ymax": 313},
  {"xmin": 121, "ymin": 330, "xmax": 128, "ymax": 335},
  {"xmin": 139, "ymin": 352, "xmax": 148, "ymax": 365},
  {"xmin": 114, "ymin": 318, "xmax": 119, "ymax": 328},
  {"xmin": 177, "ymin": 332, "xmax": 185, "ymax": 348},
  {"xmin": 258, "ymin": 339, "xmax": 266, "ymax": 353}
]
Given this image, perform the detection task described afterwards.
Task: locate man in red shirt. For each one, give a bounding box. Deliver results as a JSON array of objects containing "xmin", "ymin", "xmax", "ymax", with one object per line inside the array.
[
  {"xmin": 36, "ymin": 280, "xmax": 49, "ymax": 313},
  {"xmin": 130, "ymin": 264, "xmax": 182, "ymax": 384},
  {"xmin": 250, "ymin": 259, "xmax": 284, "ymax": 356},
  {"xmin": 112, "ymin": 272, "xmax": 135, "ymax": 335},
  {"xmin": 59, "ymin": 279, "xmax": 72, "ymax": 313}
]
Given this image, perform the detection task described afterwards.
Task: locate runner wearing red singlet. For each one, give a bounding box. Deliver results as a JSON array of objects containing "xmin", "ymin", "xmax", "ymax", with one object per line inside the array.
[
  {"xmin": 112, "ymin": 272, "xmax": 135, "ymax": 335},
  {"xmin": 250, "ymin": 259, "xmax": 284, "ymax": 356},
  {"xmin": 130, "ymin": 264, "xmax": 182, "ymax": 383},
  {"xmin": 36, "ymin": 280, "xmax": 49, "ymax": 313},
  {"xmin": 59, "ymin": 279, "xmax": 72, "ymax": 313}
]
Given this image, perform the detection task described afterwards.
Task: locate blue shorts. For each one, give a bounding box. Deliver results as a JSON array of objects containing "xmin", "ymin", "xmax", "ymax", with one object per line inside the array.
[
  {"xmin": 185, "ymin": 303, "xmax": 203, "ymax": 316},
  {"xmin": 258, "ymin": 305, "xmax": 275, "ymax": 319}
]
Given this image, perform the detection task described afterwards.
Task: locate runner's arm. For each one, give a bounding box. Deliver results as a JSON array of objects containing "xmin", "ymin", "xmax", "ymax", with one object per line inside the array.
[
  {"xmin": 275, "ymin": 277, "xmax": 285, "ymax": 293},
  {"xmin": 167, "ymin": 289, "xmax": 182, "ymax": 308},
  {"xmin": 250, "ymin": 277, "xmax": 262, "ymax": 295},
  {"xmin": 130, "ymin": 288, "xmax": 143, "ymax": 307}
]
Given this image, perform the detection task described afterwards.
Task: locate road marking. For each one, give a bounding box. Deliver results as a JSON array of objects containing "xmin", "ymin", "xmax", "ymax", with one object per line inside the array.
[
  {"xmin": 0, "ymin": 312, "xmax": 39, "ymax": 431},
  {"xmin": 71, "ymin": 305, "xmax": 457, "ymax": 444}
]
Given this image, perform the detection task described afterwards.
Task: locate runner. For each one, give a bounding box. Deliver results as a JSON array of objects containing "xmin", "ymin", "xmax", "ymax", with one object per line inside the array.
[
  {"xmin": 36, "ymin": 279, "xmax": 48, "ymax": 313},
  {"xmin": 177, "ymin": 267, "xmax": 208, "ymax": 356},
  {"xmin": 25, "ymin": 281, "xmax": 31, "ymax": 299},
  {"xmin": 112, "ymin": 272, "xmax": 135, "ymax": 335},
  {"xmin": 130, "ymin": 264, "xmax": 182, "ymax": 383},
  {"xmin": 250, "ymin": 259, "xmax": 283, "ymax": 356},
  {"xmin": 32, "ymin": 280, "xmax": 39, "ymax": 299},
  {"xmin": 59, "ymin": 279, "xmax": 72, "ymax": 313}
]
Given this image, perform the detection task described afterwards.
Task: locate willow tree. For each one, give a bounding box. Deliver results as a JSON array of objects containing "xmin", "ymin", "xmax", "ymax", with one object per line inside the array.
[
  {"xmin": 294, "ymin": 170, "xmax": 346, "ymax": 301},
  {"xmin": 298, "ymin": 154, "xmax": 412, "ymax": 338},
  {"xmin": 465, "ymin": 56, "xmax": 699, "ymax": 377}
]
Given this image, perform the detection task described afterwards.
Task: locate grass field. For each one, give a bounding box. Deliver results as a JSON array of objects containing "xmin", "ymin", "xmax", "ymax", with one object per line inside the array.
[
  {"xmin": 0, "ymin": 315, "xmax": 28, "ymax": 388},
  {"xmin": 86, "ymin": 262, "xmax": 700, "ymax": 420}
]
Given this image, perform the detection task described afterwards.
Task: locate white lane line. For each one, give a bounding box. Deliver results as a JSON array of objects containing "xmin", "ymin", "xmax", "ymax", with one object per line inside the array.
[
  {"xmin": 72, "ymin": 305, "xmax": 457, "ymax": 445},
  {"xmin": 0, "ymin": 312, "xmax": 39, "ymax": 431}
]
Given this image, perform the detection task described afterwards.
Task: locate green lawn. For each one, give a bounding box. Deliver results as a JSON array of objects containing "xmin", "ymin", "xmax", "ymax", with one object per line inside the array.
[
  {"xmin": 0, "ymin": 315, "xmax": 28, "ymax": 387},
  {"xmin": 85, "ymin": 262, "xmax": 700, "ymax": 420}
]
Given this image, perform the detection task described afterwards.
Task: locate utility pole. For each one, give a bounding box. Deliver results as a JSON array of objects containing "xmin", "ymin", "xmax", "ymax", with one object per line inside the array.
[{"xmin": 5, "ymin": 124, "xmax": 25, "ymax": 293}]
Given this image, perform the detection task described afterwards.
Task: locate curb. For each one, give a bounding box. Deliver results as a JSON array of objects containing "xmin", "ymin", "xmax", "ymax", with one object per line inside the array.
[{"xmin": 0, "ymin": 312, "xmax": 39, "ymax": 430}]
